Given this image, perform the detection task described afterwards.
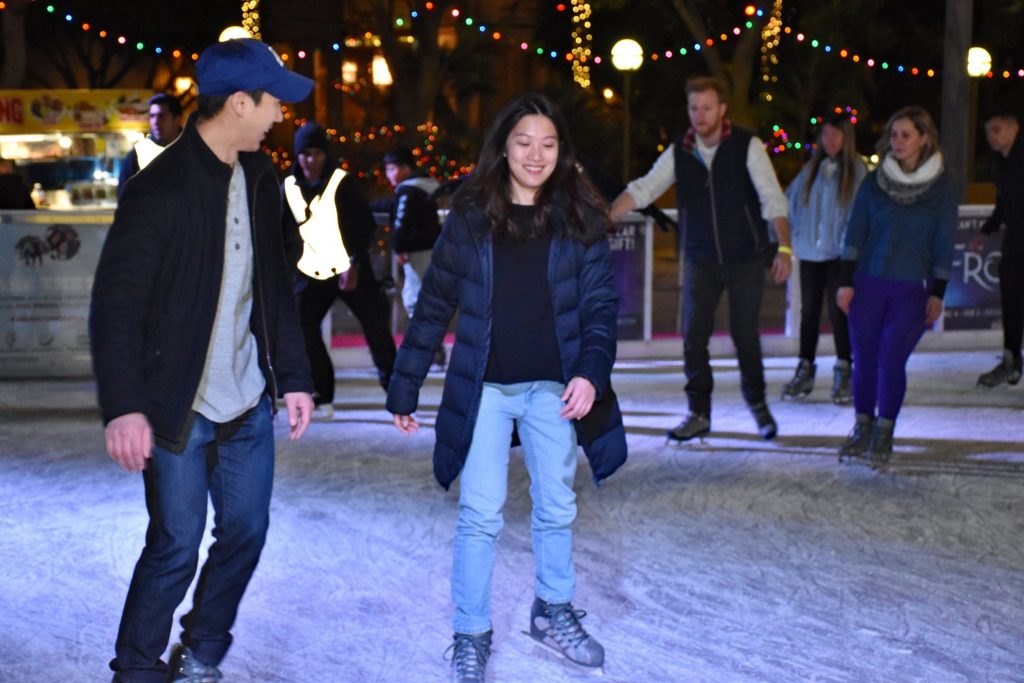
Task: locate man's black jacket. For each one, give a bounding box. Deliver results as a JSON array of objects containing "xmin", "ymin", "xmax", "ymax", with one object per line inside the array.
[{"xmin": 90, "ymin": 113, "xmax": 312, "ymax": 447}]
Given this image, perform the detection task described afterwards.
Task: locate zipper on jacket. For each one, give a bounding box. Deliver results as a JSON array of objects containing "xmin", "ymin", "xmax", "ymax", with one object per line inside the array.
[
  {"xmin": 706, "ymin": 173, "xmax": 724, "ymax": 263},
  {"xmin": 249, "ymin": 165, "xmax": 280, "ymax": 412},
  {"xmin": 744, "ymin": 205, "xmax": 762, "ymax": 251}
]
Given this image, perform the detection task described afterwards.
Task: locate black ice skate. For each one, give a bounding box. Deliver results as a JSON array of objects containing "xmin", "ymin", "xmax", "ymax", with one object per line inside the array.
[
  {"xmin": 666, "ymin": 412, "xmax": 711, "ymax": 444},
  {"xmin": 749, "ymin": 402, "xmax": 778, "ymax": 440},
  {"xmin": 838, "ymin": 413, "xmax": 873, "ymax": 463},
  {"xmin": 831, "ymin": 360, "xmax": 853, "ymax": 405},
  {"xmin": 527, "ymin": 598, "xmax": 604, "ymax": 673},
  {"xmin": 445, "ymin": 630, "xmax": 492, "ymax": 683},
  {"xmin": 781, "ymin": 359, "xmax": 816, "ymax": 400},
  {"xmin": 977, "ymin": 350, "xmax": 1023, "ymax": 388},
  {"xmin": 867, "ymin": 418, "xmax": 894, "ymax": 470}
]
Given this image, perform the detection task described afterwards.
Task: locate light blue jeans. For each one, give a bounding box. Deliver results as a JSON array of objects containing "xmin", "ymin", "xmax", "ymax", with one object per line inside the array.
[{"xmin": 452, "ymin": 381, "xmax": 578, "ymax": 635}]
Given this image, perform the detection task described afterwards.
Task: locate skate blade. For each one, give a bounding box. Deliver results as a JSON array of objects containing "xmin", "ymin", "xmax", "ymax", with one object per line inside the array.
[
  {"xmin": 521, "ymin": 631, "xmax": 605, "ymax": 676},
  {"xmin": 665, "ymin": 431, "xmax": 709, "ymax": 446}
]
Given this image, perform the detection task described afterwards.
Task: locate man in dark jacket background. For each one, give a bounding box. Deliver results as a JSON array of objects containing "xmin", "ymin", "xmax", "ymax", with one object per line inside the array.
[
  {"xmin": 611, "ymin": 76, "xmax": 792, "ymax": 443},
  {"xmin": 377, "ymin": 146, "xmax": 445, "ymax": 366},
  {"xmin": 283, "ymin": 123, "xmax": 397, "ymax": 412},
  {"xmin": 90, "ymin": 39, "xmax": 314, "ymax": 682},
  {"xmin": 972, "ymin": 111, "xmax": 1024, "ymax": 387}
]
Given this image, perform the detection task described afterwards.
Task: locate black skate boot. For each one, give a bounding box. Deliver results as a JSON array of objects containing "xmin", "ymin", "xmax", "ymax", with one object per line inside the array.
[
  {"xmin": 781, "ymin": 359, "xmax": 816, "ymax": 400},
  {"xmin": 750, "ymin": 402, "xmax": 778, "ymax": 440},
  {"xmin": 529, "ymin": 598, "xmax": 604, "ymax": 670},
  {"xmin": 977, "ymin": 350, "xmax": 1023, "ymax": 388},
  {"xmin": 445, "ymin": 631, "xmax": 492, "ymax": 683},
  {"xmin": 867, "ymin": 417, "xmax": 894, "ymax": 469},
  {"xmin": 666, "ymin": 412, "xmax": 711, "ymax": 443},
  {"xmin": 831, "ymin": 359, "xmax": 852, "ymax": 404},
  {"xmin": 838, "ymin": 413, "xmax": 872, "ymax": 462},
  {"xmin": 168, "ymin": 644, "xmax": 222, "ymax": 683}
]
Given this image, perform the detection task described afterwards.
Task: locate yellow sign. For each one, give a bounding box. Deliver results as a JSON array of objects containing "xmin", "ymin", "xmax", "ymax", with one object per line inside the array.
[{"xmin": 0, "ymin": 90, "xmax": 153, "ymax": 134}]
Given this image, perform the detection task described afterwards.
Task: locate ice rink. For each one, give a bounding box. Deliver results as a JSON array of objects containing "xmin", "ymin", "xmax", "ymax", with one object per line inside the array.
[{"xmin": 1, "ymin": 347, "xmax": 1022, "ymax": 682}]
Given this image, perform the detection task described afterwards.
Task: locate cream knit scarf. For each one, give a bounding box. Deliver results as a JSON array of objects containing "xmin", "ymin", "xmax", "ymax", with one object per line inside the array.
[{"xmin": 877, "ymin": 151, "xmax": 943, "ymax": 204}]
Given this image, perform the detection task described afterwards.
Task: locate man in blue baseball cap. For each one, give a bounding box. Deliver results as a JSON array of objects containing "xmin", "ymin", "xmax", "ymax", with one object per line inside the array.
[{"xmin": 92, "ymin": 39, "xmax": 315, "ymax": 682}]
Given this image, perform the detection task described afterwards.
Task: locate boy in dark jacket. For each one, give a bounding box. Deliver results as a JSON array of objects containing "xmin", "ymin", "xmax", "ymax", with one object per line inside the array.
[
  {"xmin": 90, "ymin": 39, "xmax": 315, "ymax": 682},
  {"xmin": 380, "ymin": 147, "xmax": 445, "ymax": 366}
]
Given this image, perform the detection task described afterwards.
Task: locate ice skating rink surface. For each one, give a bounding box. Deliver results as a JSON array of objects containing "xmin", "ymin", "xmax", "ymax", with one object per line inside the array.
[{"xmin": 1, "ymin": 350, "xmax": 1022, "ymax": 682}]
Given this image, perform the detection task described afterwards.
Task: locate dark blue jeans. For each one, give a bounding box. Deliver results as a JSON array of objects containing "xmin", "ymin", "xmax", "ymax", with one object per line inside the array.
[
  {"xmin": 683, "ymin": 258, "xmax": 767, "ymax": 414},
  {"xmin": 110, "ymin": 395, "xmax": 274, "ymax": 683}
]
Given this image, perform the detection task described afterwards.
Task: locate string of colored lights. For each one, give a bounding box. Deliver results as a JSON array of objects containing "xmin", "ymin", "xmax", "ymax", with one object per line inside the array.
[
  {"xmin": 265, "ymin": 119, "xmax": 473, "ymax": 180},
  {"xmin": 10, "ymin": 2, "xmax": 1024, "ymax": 82}
]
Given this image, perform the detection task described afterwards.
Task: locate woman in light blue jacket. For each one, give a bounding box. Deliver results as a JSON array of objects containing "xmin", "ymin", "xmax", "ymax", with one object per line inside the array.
[{"xmin": 782, "ymin": 113, "xmax": 866, "ymax": 403}]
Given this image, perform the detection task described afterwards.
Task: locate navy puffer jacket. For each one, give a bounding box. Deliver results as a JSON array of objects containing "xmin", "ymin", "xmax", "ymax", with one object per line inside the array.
[{"xmin": 386, "ymin": 203, "xmax": 627, "ymax": 489}]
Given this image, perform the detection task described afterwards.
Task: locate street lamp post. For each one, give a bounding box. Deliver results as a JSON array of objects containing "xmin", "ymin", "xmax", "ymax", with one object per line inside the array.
[{"xmin": 611, "ymin": 39, "xmax": 643, "ymax": 182}]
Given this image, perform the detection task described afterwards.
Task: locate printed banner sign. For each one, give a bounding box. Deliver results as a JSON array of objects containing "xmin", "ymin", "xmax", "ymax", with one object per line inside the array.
[
  {"xmin": 944, "ymin": 205, "xmax": 1001, "ymax": 331},
  {"xmin": 0, "ymin": 90, "xmax": 152, "ymax": 134},
  {"xmin": 610, "ymin": 218, "xmax": 645, "ymax": 340}
]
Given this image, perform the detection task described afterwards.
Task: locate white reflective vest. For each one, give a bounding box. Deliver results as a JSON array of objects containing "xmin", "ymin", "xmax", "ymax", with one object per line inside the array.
[
  {"xmin": 283, "ymin": 169, "xmax": 352, "ymax": 280},
  {"xmin": 134, "ymin": 138, "xmax": 165, "ymax": 170}
]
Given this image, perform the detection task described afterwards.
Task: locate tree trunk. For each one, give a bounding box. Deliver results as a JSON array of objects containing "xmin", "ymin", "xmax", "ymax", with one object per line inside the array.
[{"xmin": 0, "ymin": 0, "xmax": 32, "ymax": 88}]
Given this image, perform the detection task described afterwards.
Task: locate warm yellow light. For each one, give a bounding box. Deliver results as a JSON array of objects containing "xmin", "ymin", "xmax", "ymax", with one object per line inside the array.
[
  {"xmin": 602, "ymin": 87, "xmax": 614, "ymax": 101},
  {"xmin": 611, "ymin": 38, "xmax": 643, "ymax": 71},
  {"xmin": 966, "ymin": 46, "xmax": 992, "ymax": 77},
  {"xmin": 218, "ymin": 26, "xmax": 252, "ymax": 42},
  {"xmin": 372, "ymin": 54, "xmax": 393, "ymax": 87},
  {"xmin": 174, "ymin": 77, "xmax": 195, "ymax": 95},
  {"xmin": 341, "ymin": 61, "xmax": 358, "ymax": 85}
]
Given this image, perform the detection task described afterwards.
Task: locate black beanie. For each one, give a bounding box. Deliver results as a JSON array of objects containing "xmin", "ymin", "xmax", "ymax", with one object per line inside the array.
[{"xmin": 293, "ymin": 123, "xmax": 330, "ymax": 155}]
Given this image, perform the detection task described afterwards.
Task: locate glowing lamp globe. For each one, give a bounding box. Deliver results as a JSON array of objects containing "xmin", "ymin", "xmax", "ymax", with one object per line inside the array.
[
  {"xmin": 611, "ymin": 39, "xmax": 644, "ymax": 72},
  {"xmin": 218, "ymin": 26, "xmax": 253, "ymax": 42},
  {"xmin": 966, "ymin": 47, "xmax": 992, "ymax": 77}
]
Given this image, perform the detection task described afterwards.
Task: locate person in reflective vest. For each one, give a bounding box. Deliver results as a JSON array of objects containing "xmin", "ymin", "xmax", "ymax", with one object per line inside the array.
[
  {"xmin": 117, "ymin": 93, "xmax": 183, "ymax": 196},
  {"xmin": 282, "ymin": 123, "xmax": 397, "ymax": 413}
]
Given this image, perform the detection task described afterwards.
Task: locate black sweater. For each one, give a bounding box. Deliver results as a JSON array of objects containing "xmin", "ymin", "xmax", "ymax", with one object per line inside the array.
[{"xmin": 484, "ymin": 204, "xmax": 563, "ymax": 384}]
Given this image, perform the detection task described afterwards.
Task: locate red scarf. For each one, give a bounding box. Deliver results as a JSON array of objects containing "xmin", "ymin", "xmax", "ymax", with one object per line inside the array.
[{"xmin": 681, "ymin": 118, "xmax": 732, "ymax": 153}]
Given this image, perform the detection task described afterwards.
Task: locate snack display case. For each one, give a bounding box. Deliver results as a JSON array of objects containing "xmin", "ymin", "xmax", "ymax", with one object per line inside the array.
[{"xmin": 0, "ymin": 90, "xmax": 152, "ymax": 376}]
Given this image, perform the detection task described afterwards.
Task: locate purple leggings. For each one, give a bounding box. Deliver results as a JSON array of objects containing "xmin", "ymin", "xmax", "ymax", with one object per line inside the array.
[{"xmin": 848, "ymin": 273, "xmax": 928, "ymax": 420}]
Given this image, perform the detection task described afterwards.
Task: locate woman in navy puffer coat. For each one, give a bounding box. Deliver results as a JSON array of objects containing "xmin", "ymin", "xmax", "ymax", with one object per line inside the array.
[{"xmin": 386, "ymin": 93, "xmax": 625, "ymax": 679}]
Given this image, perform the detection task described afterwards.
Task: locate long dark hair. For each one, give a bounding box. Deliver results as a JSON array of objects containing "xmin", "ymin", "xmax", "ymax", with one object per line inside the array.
[
  {"xmin": 452, "ymin": 93, "xmax": 611, "ymax": 244},
  {"xmin": 801, "ymin": 113, "xmax": 860, "ymax": 208}
]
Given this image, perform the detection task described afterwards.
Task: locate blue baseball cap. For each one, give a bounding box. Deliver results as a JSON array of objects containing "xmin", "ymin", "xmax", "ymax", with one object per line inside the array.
[{"xmin": 196, "ymin": 39, "xmax": 313, "ymax": 103}]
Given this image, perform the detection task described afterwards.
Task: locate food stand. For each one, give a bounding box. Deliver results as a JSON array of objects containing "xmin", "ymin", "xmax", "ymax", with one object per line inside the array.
[{"xmin": 0, "ymin": 90, "xmax": 150, "ymax": 377}]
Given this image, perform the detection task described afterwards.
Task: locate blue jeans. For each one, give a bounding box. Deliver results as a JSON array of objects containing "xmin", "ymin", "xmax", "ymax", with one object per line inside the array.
[
  {"xmin": 452, "ymin": 381, "xmax": 578, "ymax": 635},
  {"xmin": 110, "ymin": 395, "xmax": 274, "ymax": 683}
]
